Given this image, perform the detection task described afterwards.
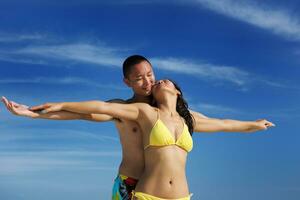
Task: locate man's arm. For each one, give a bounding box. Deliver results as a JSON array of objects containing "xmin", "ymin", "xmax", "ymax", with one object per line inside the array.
[
  {"xmin": 35, "ymin": 111, "xmax": 113, "ymax": 122},
  {"xmin": 1, "ymin": 96, "xmax": 113, "ymax": 122},
  {"xmin": 190, "ymin": 110, "xmax": 274, "ymax": 133}
]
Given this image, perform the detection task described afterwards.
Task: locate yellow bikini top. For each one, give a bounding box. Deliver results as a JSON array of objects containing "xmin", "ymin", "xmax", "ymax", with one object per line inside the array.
[{"xmin": 144, "ymin": 109, "xmax": 193, "ymax": 152}]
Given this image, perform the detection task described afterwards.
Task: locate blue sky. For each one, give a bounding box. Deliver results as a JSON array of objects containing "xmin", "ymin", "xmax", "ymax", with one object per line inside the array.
[{"xmin": 0, "ymin": 0, "xmax": 299, "ymax": 199}]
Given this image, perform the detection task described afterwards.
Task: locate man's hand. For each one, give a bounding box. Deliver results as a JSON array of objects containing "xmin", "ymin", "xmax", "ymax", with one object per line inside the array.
[{"xmin": 1, "ymin": 96, "xmax": 39, "ymax": 118}]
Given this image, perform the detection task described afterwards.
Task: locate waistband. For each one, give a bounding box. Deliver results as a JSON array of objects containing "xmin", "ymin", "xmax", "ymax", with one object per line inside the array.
[
  {"xmin": 118, "ymin": 174, "xmax": 139, "ymax": 186},
  {"xmin": 132, "ymin": 191, "xmax": 193, "ymax": 200}
]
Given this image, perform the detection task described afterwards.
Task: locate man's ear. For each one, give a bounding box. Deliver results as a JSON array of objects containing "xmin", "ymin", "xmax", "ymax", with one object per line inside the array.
[{"xmin": 123, "ymin": 77, "xmax": 131, "ymax": 87}]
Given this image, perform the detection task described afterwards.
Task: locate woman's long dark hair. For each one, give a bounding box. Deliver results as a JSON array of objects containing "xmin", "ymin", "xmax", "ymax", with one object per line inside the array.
[{"xmin": 170, "ymin": 80, "xmax": 194, "ymax": 135}]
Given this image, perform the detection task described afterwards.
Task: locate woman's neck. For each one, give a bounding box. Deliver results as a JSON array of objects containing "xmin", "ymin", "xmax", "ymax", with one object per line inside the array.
[{"xmin": 157, "ymin": 97, "xmax": 177, "ymax": 116}]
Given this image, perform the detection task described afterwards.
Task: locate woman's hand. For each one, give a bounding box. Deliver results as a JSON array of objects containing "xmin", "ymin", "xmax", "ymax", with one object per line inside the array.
[
  {"xmin": 30, "ymin": 102, "xmax": 64, "ymax": 114},
  {"xmin": 1, "ymin": 96, "xmax": 39, "ymax": 118},
  {"xmin": 252, "ymin": 119, "xmax": 275, "ymax": 131}
]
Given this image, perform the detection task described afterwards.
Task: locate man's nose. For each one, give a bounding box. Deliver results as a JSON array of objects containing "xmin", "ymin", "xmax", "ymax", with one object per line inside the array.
[{"xmin": 144, "ymin": 77, "xmax": 152, "ymax": 86}]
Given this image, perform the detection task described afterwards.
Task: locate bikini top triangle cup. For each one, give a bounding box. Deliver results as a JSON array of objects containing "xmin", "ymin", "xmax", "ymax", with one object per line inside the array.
[{"xmin": 144, "ymin": 109, "xmax": 193, "ymax": 152}]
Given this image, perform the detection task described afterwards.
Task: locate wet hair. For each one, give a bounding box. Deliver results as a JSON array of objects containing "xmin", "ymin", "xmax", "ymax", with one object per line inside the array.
[
  {"xmin": 170, "ymin": 80, "xmax": 195, "ymax": 135},
  {"xmin": 122, "ymin": 55, "xmax": 151, "ymax": 78}
]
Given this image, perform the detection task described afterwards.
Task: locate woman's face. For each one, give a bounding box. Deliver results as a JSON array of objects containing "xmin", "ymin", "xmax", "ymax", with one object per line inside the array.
[{"xmin": 152, "ymin": 79, "xmax": 179, "ymax": 98}]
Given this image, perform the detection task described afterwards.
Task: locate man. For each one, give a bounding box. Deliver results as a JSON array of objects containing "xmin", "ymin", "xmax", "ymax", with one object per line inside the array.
[{"xmin": 2, "ymin": 55, "xmax": 274, "ymax": 200}]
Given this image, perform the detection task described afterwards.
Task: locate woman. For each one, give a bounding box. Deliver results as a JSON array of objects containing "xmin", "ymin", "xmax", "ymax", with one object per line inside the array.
[{"xmin": 20, "ymin": 79, "xmax": 273, "ymax": 200}]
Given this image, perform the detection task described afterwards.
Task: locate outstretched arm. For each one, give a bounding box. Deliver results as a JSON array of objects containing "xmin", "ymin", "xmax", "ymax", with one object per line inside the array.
[
  {"xmin": 31, "ymin": 100, "xmax": 142, "ymax": 121},
  {"xmin": 190, "ymin": 110, "xmax": 209, "ymax": 120},
  {"xmin": 2, "ymin": 96, "xmax": 113, "ymax": 122},
  {"xmin": 193, "ymin": 116, "xmax": 275, "ymax": 133}
]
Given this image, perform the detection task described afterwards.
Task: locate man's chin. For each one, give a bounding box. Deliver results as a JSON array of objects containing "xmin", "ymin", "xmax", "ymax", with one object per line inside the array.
[{"xmin": 141, "ymin": 90, "xmax": 152, "ymax": 96}]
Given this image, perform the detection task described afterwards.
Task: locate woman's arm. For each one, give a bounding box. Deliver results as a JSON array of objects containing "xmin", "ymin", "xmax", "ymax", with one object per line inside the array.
[
  {"xmin": 34, "ymin": 100, "xmax": 141, "ymax": 121},
  {"xmin": 193, "ymin": 117, "xmax": 275, "ymax": 133},
  {"xmin": 190, "ymin": 110, "xmax": 209, "ymax": 119}
]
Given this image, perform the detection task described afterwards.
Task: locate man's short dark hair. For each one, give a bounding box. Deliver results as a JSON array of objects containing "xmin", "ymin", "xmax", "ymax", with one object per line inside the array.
[{"xmin": 122, "ymin": 55, "xmax": 151, "ymax": 78}]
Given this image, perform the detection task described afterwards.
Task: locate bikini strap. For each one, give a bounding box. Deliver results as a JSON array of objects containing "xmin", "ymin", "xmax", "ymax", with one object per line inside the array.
[
  {"xmin": 131, "ymin": 190, "xmax": 136, "ymax": 199},
  {"xmin": 155, "ymin": 108, "xmax": 160, "ymax": 120},
  {"xmin": 180, "ymin": 115, "xmax": 185, "ymax": 128}
]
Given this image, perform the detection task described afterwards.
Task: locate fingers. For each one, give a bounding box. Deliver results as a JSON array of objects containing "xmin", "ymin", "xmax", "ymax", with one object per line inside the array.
[
  {"xmin": 253, "ymin": 119, "xmax": 275, "ymax": 132},
  {"xmin": 10, "ymin": 101, "xmax": 20, "ymax": 108},
  {"xmin": 260, "ymin": 120, "xmax": 275, "ymax": 130},
  {"xmin": 2, "ymin": 97, "xmax": 18, "ymax": 108},
  {"xmin": 2, "ymin": 97, "xmax": 29, "ymax": 110},
  {"xmin": 2, "ymin": 97, "xmax": 12, "ymax": 111},
  {"xmin": 256, "ymin": 119, "xmax": 275, "ymax": 128},
  {"xmin": 269, "ymin": 121, "xmax": 275, "ymax": 127},
  {"xmin": 1, "ymin": 96, "xmax": 8, "ymax": 105},
  {"xmin": 8, "ymin": 101, "xmax": 17, "ymax": 115},
  {"xmin": 265, "ymin": 121, "xmax": 275, "ymax": 127},
  {"xmin": 261, "ymin": 119, "xmax": 275, "ymax": 127}
]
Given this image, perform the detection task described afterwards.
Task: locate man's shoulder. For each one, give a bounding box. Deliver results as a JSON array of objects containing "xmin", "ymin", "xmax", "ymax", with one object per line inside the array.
[
  {"xmin": 107, "ymin": 98, "xmax": 146, "ymax": 105},
  {"xmin": 106, "ymin": 98, "xmax": 128, "ymax": 104},
  {"xmin": 106, "ymin": 98, "xmax": 152, "ymax": 110}
]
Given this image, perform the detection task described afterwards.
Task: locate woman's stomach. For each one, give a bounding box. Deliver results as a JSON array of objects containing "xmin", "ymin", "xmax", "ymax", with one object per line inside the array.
[{"xmin": 135, "ymin": 146, "xmax": 190, "ymax": 198}]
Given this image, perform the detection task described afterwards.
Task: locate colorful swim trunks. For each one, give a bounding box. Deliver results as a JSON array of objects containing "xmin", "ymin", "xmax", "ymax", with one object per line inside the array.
[{"xmin": 112, "ymin": 174, "xmax": 138, "ymax": 200}]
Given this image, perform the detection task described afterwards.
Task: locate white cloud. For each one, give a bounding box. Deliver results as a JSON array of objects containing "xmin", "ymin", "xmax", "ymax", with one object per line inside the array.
[
  {"xmin": 0, "ymin": 50, "xmax": 286, "ymax": 89},
  {"xmin": 0, "ymin": 33, "xmax": 286, "ymax": 89},
  {"xmin": 0, "ymin": 150, "xmax": 118, "ymax": 175},
  {"xmin": 151, "ymin": 57, "xmax": 250, "ymax": 85},
  {"xmin": 0, "ymin": 127, "xmax": 120, "ymax": 175},
  {"xmin": 192, "ymin": 0, "xmax": 300, "ymax": 41},
  {"xmin": 0, "ymin": 150, "xmax": 120, "ymax": 157},
  {"xmin": 261, "ymin": 80, "xmax": 290, "ymax": 88},
  {"xmin": 0, "ymin": 129, "xmax": 119, "ymax": 143},
  {"xmin": 14, "ymin": 43, "xmax": 123, "ymax": 67},
  {"xmin": 151, "ymin": 57, "xmax": 291, "ymax": 89},
  {"xmin": 0, "ymin": 77, "xmax": 127, "ymax": 90},
  {"xmin": 1, "ymin": 40, "xmax": 253, "ymax": 86},
  {"xmin": 0, "ymin": 33, "xmax": 45, "ymax": 43},
  {"xmin": 190, "ymin": 102, "xmax": 241, "ymax": 116},
  {"xmin": 0, "ymin": 54, "xmax": 49, "ymax": 65}
]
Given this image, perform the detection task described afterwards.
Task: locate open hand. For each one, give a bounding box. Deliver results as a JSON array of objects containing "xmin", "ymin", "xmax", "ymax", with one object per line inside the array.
[{"xmin": 1, "ymin": 96, "xmax": 39, "ymax": 118}]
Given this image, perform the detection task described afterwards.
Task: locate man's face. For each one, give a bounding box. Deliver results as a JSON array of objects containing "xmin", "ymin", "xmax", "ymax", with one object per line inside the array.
[{"xmin": 124, "ymin": 61, "xmax": 155, "ymax": 96}]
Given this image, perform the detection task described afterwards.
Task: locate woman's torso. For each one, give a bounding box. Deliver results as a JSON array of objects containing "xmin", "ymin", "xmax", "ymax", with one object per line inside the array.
[{"xmin": 135, "ymin": 105, "xmax": 193, "ymax": 198}]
